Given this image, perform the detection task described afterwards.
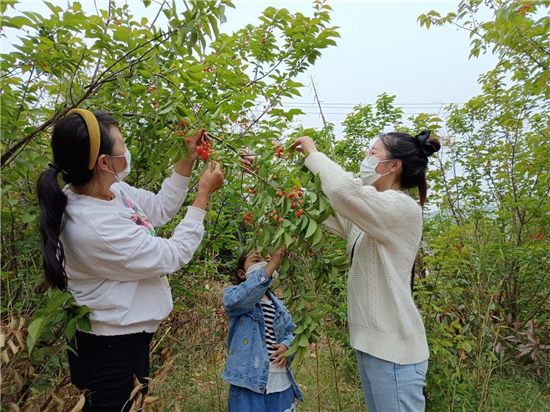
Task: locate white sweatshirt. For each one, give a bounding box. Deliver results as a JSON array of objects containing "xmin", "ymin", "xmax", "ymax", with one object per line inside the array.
[
  {"xmin": 61, "ymin": 172, "xmax": 205, "ymax": 336},
  {"xmin": 305, "ymin": 153, "xmax": 429, "ymax": 365}
]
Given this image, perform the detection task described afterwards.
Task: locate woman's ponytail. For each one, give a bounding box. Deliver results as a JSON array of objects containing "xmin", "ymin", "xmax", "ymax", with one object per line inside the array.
[{"xmin": 37, "ymin": 165, "xmax": 68, "ymax": 290}]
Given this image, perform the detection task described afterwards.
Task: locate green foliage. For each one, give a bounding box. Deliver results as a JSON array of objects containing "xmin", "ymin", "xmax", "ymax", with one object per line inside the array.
[
  {"xmin": 416, "ymin": 1, "xmax": 550, "ymax": 409},
  {"xmin": 26, "ymin": 289, "xmax": 91, "ymax": 353},
  {"xmin": 0, "ymin": 0, "xmax": 342, "ymax": 404},
  {"xmin": 1, "ymin": 0, "xmax": 549, "ymax": 409}
]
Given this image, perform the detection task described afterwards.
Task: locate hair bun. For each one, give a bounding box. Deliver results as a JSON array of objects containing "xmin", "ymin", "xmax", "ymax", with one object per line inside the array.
[{"xmin": 415, "ymin": 130, "xmax": 440, "ymax": 157}]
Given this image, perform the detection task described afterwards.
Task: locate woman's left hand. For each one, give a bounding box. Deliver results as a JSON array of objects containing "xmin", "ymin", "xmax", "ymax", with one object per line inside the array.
[
  {"xmin": 186, "ymin": 128, "xmax": 210, "ymax": 162},
  {"xmin": 294, "ymin": 136, "xmax": 318, "ymax": 155},
  {"xmin": 270, "ymin": 343, "xmax": 289, "ymax": 368}
]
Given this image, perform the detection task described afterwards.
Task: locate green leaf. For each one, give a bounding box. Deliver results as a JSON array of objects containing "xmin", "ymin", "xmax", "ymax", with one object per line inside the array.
[
  {"xmin": 27, "ymin": 317, "xmax": 47, "ymax": 353},
  {"xmin": 312, "ymin": 226, "xmax": 323, "ymax": 246},
  {"xmin": 298, "ymin": 334, "xmax": 309, "ymax": 347},
  {"xmin": 315, "ymin": 173, "xmax": 322, "ymax": 192},
  {"xmin": 77, "ymin": 316, "xmax": 92, "ymax": 332},
  {"xmin": 284, "ymin": 232, "xmax": 293, "ymax": 248},
  {"xmin": 273, "ymin": 226, "xmax": 285, "ymax": 243},
  {"xmin": 305, "ymin": 219, "xmax": 318, "ymax": 239},
  {"xmin": 283, "ymin": 342, "xmax": 299, "ymax": 357},
  {"xmin": 310, "ymin": 307, "xmax": 325, "ymax": 322},
  {"xmin": 21, "ymin": 212, "xmax": 36, "ymax": 223},
  {"xmin": 5, "ymin": 16, "xmax": 34, "ymax": 29},
  {"xmin": 65, "ymin": 318, "xmax": 77, "ymax": 340},
  {"xmin": 76, "ymin": 305, "xmax": 91, "ymax": 318}
]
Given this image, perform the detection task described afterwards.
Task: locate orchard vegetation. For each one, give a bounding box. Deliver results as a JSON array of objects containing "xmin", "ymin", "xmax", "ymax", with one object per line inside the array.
[{"xmin": 1, "ymin": 0, "xmax": 549, "ymax": 410}]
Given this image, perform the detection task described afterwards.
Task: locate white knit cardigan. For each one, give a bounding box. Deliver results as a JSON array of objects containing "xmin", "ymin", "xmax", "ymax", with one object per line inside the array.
[{"xmin": 305, "ymin": 152, "xmax": 429, "ymax": 365}]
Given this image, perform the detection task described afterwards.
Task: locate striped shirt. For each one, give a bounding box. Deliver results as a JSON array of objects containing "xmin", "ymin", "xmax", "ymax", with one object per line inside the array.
[{"xmin": 260, "ymin": 297, "xmax": 277, "ymax": 357}]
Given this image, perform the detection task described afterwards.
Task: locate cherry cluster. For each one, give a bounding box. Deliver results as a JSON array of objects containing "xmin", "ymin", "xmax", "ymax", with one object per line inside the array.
[
  {"xmin": 275, "ymin": 186, "xmax": 303, "ymax": 201},
  {"xmin": 174, "ymin": 119, "xmax": 188, "ymax": 136},
  {"xmin": 196, "ymin": 141, "xmax": 214, "ymax": 161},
  {"xmin": 269, "ymin": 209, "xmax": 284, "ymax": 224},
  {"xmin": 244, "ymin": 212, "xmax": 253, "ymax": 226},
  {"xmin": 274, "ymin": 144, "xmax": 284, "ymax": 158}
]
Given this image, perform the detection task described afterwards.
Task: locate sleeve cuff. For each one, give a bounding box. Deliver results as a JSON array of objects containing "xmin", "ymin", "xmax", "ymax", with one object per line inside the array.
[
  {"xmin": 255, "ymin": 268, "xmax": 273, "ymax": 286},
  {"xmin": 184, "ymin": 206, "xmax": 206, "ymax": 224},
  {"xmin": 304, "ymin": 152, "xmax": 330, "ymax": 174},
  {"xmin": 167, "ymin": 172, "xmax": 191, "ymax": 190},
  {"xmin": 245, "ymin": 267, "xmax": 272, "ymax": 286}
]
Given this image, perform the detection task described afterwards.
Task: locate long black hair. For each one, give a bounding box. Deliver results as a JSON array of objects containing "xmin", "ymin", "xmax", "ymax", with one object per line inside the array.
[
  {"xmin": 37, "ymin": 111, "xmax": 118, "ymax": 290},
  {"xmin": 379, "ymin": 131, "xmax": 441, "ymax": 207}
]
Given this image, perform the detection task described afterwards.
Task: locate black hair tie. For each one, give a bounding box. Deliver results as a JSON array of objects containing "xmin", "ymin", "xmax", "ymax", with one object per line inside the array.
[
  {"xmin": 415, "ymin": 130, "xmax": 436, "ymax": 157},
  {"xmin": 48, "ymin": 163, "xmax": 66, "ymax": 174}
]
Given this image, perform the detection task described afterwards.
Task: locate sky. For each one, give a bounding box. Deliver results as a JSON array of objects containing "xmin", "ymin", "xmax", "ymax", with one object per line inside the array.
[
  {"xmin": 222, "ymin": 1, "xmax": 499, "ymax": 135},
  {"xmin": 4, "ymin": 1, "xmax": 499, "ymax": 137}
]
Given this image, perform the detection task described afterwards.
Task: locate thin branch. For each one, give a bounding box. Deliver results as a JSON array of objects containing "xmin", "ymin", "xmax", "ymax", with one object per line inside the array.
[
  {"xmin": 155, "ymin": 72, "xmax": 203, "ymax": 128},
  {"xmin": 518, "ymin": 288, "xmax": 550, "ymax": 330},
  {"xmin": 235, "ymin": 56, "xmax": 309, "ymax": 144},
  {"xmin": 90, "ymin": 0, "xmax": 113, "ymax": 85},
  {"xmin": 69, "ymin": 46, "xmax": 89, "ymax": 107},
  {"xmin": 15, "ymin": 64, "xmax": 36, "ymax": 122},
  {"xmin": 310, "ymin": 78, "xmax": 335, "ymax": 161},
  {"xmin": 89, "ymin": 27, "xmax": 177, "ymax": 89},
  {"xmin": 151, "ymin": 0, "xmax": 167, "ymax": 27}
]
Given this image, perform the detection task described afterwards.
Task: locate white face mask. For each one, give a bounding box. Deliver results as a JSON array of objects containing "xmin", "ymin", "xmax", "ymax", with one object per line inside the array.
[
  {"xmin": 108, "ymin": 149, "xmax": 131, "ymax": 182},
  {"xmin": 245, "ymin": 261, "xmax": 279, "ymax": 280},
  {"xmin": 359, "ymin": 155, "xmax": 392, "ymax": 186}
]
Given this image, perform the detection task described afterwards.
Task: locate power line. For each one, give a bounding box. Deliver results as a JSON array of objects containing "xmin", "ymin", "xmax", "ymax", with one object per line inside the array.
[
  {"xmin": 280, "ymin": 101, "xmax": 466, "ymax": 107},
  {"xmin": 298, "ymin": 112, "xmax": 444, "ymax": 115}
]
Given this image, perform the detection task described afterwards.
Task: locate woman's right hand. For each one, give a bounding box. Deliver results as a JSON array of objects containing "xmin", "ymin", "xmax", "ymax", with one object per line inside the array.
[
  {"xmin": 193, "ymin": 162, "xmax": 223, "ymax": 210},
  {"xmin": 294, "ymin": 136, "xmax": 318, "ymax": 155},
  {"xmin": 198, "ymin": 161, "xmax": 224, "ymax": 195}
]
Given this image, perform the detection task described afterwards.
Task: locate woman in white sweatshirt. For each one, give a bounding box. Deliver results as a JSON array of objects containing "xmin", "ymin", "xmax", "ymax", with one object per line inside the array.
[
  {"xmin": 37, "ymin": 109, "xmax": 223, "ymax": 411},
  {"xmin": 294, "ymin": 131, "xmax": 440, "ymax": 412}
]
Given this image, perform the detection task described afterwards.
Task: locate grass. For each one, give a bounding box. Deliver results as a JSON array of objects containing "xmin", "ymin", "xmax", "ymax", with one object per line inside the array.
[
  {"xmin": 483, "ymin": 373, "xmax": 550, "ymax": 412},
  {"xmin": 146, "ymin": 281, "xmax": 550, "ymax": 412},
  {"xmin": 5, "ymin": 279, "xmax": 549, "ymax": 411},
  {"xmin": 147, "ymin": 281, "xmax": 366, "ymax": 411}
]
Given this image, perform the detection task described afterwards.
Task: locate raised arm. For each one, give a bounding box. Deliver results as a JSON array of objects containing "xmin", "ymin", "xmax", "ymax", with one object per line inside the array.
[
  {"xmin": 73, "ymin": 160, "xmax": 224, "ymax": 280},
  {"xmin": 122, "ymin": 129, "xmax": 210, "ymax": 227},
  {"xmin": 294, "ymin": 138, "xmax": 421, "ymax": 243}
]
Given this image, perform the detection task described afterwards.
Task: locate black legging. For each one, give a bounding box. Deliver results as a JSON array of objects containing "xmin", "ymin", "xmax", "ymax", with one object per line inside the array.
[{"xmin": 68, "ymin": 331, "xmax": 153, "ymax": 411}]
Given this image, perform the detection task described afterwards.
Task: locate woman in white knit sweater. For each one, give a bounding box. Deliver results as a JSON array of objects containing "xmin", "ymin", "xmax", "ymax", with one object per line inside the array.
[{"xmin": 294, "ymin": 131, "xmax": 440, "ymax": 412}]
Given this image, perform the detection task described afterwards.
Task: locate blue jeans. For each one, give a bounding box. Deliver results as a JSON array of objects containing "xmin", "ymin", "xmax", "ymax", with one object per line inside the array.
[
  {"xmin": 228, "ymin": 385, "xmax": 297, "ymax": 412},
  {"xmin": 356, "ymin": 350, "xmax": 428, "ymax": 412}
]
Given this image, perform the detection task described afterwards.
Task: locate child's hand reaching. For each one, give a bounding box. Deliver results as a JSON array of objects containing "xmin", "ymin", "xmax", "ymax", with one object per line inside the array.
[
  {"xmin": 270, "ymin": 343, "xmax": 289, "ymax": 368},
  {"xmin": 264, "ymin": 246, "xmax": 286, "ymax": 278}
]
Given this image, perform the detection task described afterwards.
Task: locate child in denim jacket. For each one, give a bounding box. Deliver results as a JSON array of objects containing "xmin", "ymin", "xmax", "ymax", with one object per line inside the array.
[{"xmin": 222, "ymin": 246, "xmax": 303, "ymax": 412}]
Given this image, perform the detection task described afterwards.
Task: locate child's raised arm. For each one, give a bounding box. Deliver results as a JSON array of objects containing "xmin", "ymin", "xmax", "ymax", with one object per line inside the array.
[
  {"xmin": 264, "ymin": 245, "xmax": 286, "ymax": 277},
  {"xmin": 223, "ymin": 270, "xmax": 271, "ymax": 317},
  {"xmin": 223, "ymin": 246, "xmax": 287, "ymax": 317}
]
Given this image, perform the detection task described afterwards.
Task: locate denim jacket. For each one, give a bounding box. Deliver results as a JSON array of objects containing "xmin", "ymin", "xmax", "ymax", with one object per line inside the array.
[{"xmin": 221, "ymin": 267, "xmax": 303, "ymax": 401}]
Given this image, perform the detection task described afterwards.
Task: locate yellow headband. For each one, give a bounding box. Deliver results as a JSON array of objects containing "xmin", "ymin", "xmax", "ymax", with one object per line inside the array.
[{"xmin": 67, "ymin": 109, "xmax": 100, "ymax": 170}]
